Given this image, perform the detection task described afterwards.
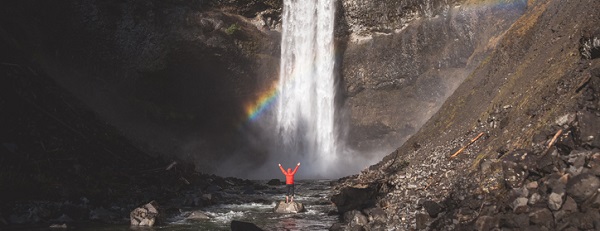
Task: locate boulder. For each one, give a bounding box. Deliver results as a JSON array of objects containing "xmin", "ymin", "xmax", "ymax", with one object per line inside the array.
[
  {"xmin": 475, "ymin": 215, "xmax": 498, "ymax": 231},
  {"xmin": 589, "ymin": 153, "xmax": 600, "ymax": 176},
  {"xmin": 511, "ymin": 197, "xmax": 529, "ymax": 214},
  {"xmin": 231, "ymin": 220, "xmax": 264, "ymax": 231},
  {"xmin": 528, "ymin": 193, "xmax": 541, "ymax": 205},
  {"xmin": 331, "ymin": 186, "xmax": 377, "ymax": 214},
  {"xmin": 566, "ymin": 173, "xmax": 600, "ymax": 203},
  {"xmin": 274, "ymin": 201, "xmax": 306, "ymax": 213},
  {"xmin": 344, "ymin": 210, "xmax": 368, "ymax": 227},
  {"xmin": 363, "ymin": 207, "xmax": 387, "ymax": 223},
  {"xmin": 548, "ymin": 192, "xmax": 564, "ymax": 211},
  {"xmin": 130, "ymin": 201, "xmax": 159, "ymax": 227},
  {"xmin": 185, "ymin": 210, "xmax": 210, "ymax": 220},
  {"xmin": 576, "ymin": 111, "xmax": 600, "ymax": 148},
  {"xmin": 499, "ymin": 213, "xmax": 529, "ymax": 229},
  {"xmin": 528, "ymin": 208, "xmax": 554, "ymax": 229},
  {"xmin": 422, "ymin": 200, "xmax": 442, "ymax": 218}
]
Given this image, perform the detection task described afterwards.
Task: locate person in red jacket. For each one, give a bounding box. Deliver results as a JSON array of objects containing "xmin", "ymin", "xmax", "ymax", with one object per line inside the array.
[{"xmin": 278, "ymin": 162, "xmax": 300, "ymax": 203}]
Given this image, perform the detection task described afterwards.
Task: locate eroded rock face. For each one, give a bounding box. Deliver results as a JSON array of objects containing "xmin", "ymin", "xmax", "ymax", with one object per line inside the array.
[
  {"xmin": 331, "ymin": 0, "xmax": 600, "ymax": 229},
  {"xmin": 339, "ymin": 0, "xmax": 527, "ymax": 154}
]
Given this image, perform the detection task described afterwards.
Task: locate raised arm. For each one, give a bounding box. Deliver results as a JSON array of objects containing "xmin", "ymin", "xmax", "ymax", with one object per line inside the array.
[
  {"xmin": 278, "ymin": 164, "xmax": 287, "ymax": 175},
  {"xmin": 291, "ymin": 163, "xmax": 300, "ymax": 175}
]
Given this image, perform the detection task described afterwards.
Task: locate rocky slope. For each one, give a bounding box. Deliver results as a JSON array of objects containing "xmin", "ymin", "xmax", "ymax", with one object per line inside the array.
[
  {"xmin": 338, "ymin": 0, "xmax": 527, "ymax": 156},
  {"xmin": 331, "ymin": 0, "xmax": 600, "ymax": 230}
]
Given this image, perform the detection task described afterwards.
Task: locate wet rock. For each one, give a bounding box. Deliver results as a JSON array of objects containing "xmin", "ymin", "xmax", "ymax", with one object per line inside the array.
[
  {"xmin": 185, "ymin": 210, "xmax": 210, "ymax": 220},
  {"xmin": 344, "ymin": 210, "xmax": 368, "ymax": 228},
  {"xmin": 511, "ymin": 197, "xmax": 529, "ymax": 214},
  {"xmin": 475, "ymin": 215, "xmax": 498, "ymax": 231},
  {"xmin": 267, "ymin": 179, "xmax": 282, "ymax": 185},
  {"xmin": 363, "ymin": 207, "xmax": 387, "ymax": 223},
  {"xmin": 331, "ymin": 186, "xmax": 377, "ymax": 214},
  {"xmin": 329, "ymin": 223, "xmax": 346, "ymax": 231},
  {"xmin": 422, "ymin": 200, "xmax": 442, "ymax": 218},
  {"xmin": 566, "ymin": 173, "xmax": 600, "ymax": 203},
  {"xmin": 273, "ymin": 201, "xmax": 305, "ymax": 213},
  {"xmin": 231, "ymin": 220, "xmax": 264, "ymax": 231},
  {"xmin": 130, "ymin": 201, "xmax": 159, "ymax": 227},
  {"xmin": 528, "ymin": 207, "xmax": 553, "ymax": 229},
  {"xmin": 49, "ymin": 223, "xmax": 67, "ymax": 229}
]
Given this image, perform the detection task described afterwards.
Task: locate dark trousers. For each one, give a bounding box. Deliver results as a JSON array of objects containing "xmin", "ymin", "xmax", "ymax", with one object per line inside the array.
[{"xmin": 286, "ymin": 184, "xmax": 295, "ymax": 196}]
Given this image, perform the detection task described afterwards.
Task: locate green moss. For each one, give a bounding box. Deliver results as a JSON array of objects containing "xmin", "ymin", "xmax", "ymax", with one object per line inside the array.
[{"xmin": 225, "ymin": 23, "xmax": 240, "ymax": 35}]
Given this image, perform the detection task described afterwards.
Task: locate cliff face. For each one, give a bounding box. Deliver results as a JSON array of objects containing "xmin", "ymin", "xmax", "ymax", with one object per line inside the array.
[
  {"xmin": 337, "ymin": 0, "xmax": 527, "ymax": 157},
  {"xmin": 332, "ymin": 0, "xmax": 600, "ymax": 230},
  {"xmin": 1, "ymin": 0, "xmax": 283, "ymax": 172},
  {"xmin": 0, "ymin": 0, "xmax": 528, "ymax": 177}
]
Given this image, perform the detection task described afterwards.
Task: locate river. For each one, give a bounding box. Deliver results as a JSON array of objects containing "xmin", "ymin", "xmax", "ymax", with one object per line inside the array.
[{"xmin": 75, "ymin": 180, "xmax": 338, "ymax": 231}]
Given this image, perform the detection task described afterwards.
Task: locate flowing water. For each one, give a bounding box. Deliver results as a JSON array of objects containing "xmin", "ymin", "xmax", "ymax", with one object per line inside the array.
[
  {"xmin": 276, "ymin": 0, "xmax": 338, "ymax": 174},
  {"xmin": 71, "ymin": 180, "xmax": 337, "ymax": 231}
]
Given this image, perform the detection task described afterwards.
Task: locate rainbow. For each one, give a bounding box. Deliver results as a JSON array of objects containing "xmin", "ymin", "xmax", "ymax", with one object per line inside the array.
[{"xmin": 244, "ymin": 81, "xmax": 279, "ymax": 121}]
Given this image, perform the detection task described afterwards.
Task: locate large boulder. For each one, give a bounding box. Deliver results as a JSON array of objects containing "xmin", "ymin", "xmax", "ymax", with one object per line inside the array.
[
  {"xmin": 231, "ymin": 220, "xmax": 264, "ymax": 231},
  {"xmin": 331, "ymin": 186, "xmax": 377, "ymax": 214},
  {"xmin": 273, "ymin": 201, "xmax": 306, "ymax": 213},
  {"xmin": 130, "ymin": 201, "xmax": 159, "ymax": 227},
  {"xmin": 566, "ymin": 173, "xmax": 600, "ymax": 203}
]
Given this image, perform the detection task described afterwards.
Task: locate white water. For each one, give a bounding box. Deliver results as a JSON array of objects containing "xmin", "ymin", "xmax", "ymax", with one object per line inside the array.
[{"xmin": 277, "ymin": 0, "xmax": 337, "ymax": 175}]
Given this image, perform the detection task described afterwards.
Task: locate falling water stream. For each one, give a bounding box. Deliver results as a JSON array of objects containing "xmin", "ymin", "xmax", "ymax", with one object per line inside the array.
[
  {"xmin": 57, "ymin": 1, "xmax": 341, "ymax": 230},
  {"xmin": 277, "ymin": 0, "xmax": 338, "ymax": 173}
]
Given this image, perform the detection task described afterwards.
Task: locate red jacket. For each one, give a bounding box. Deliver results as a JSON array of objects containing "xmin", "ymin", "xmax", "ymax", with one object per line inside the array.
[{"xmin": 279, "ymin": 165, "xmax": 299, "ymax": 185}]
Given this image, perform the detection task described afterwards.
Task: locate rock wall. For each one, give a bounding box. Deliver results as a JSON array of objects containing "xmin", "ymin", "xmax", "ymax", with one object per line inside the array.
[
  {"xmin": 1, "ymin": 0, "xmax": 527, "ymax": 176},
  {"xmin": 332, "ymin": 0, "xmax": 600, "ymax": 229},
  {"xmin": 337, "ymin": 0, "xmax": 527, "ymax": 156},
  {"xmin": 1, "ymin": 0, "xmax": 282, "ymax": 172}
]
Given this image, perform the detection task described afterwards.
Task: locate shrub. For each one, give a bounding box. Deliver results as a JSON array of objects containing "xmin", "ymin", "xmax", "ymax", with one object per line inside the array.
[{"xmin": 225, "ymin": 23, "xmax": 240, "ymax": 35}]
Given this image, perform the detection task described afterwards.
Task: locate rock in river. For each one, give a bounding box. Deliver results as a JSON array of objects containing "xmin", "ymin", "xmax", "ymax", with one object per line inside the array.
[
  {"xmin": 274, "ymin": 201, "xmax": 306, "ymax": 213},
  {"xmin": 130, "ymin": 201, "xmax": 159, "ymax": 227}
]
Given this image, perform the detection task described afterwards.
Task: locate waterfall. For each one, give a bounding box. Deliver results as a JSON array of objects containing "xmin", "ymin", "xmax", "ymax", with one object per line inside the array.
[{"xmin": 277, "ymin": 0, "xmax": 337, "ymax": 174}]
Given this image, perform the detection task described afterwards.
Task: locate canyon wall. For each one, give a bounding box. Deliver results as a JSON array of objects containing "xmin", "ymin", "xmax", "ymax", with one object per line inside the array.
[
  {"xmin": 2, "ymin": 0, "xmax": 527, "ymax": 176},
  {"xmin": 337, "ymin": 0, "xmax": 527, "ymax": 158}
]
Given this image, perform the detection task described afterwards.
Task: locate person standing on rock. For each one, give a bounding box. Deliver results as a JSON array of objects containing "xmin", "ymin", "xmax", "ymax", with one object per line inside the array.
[{"xmin": 278, "ymin": 162, "xmax": 300, "ymax": 203}]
